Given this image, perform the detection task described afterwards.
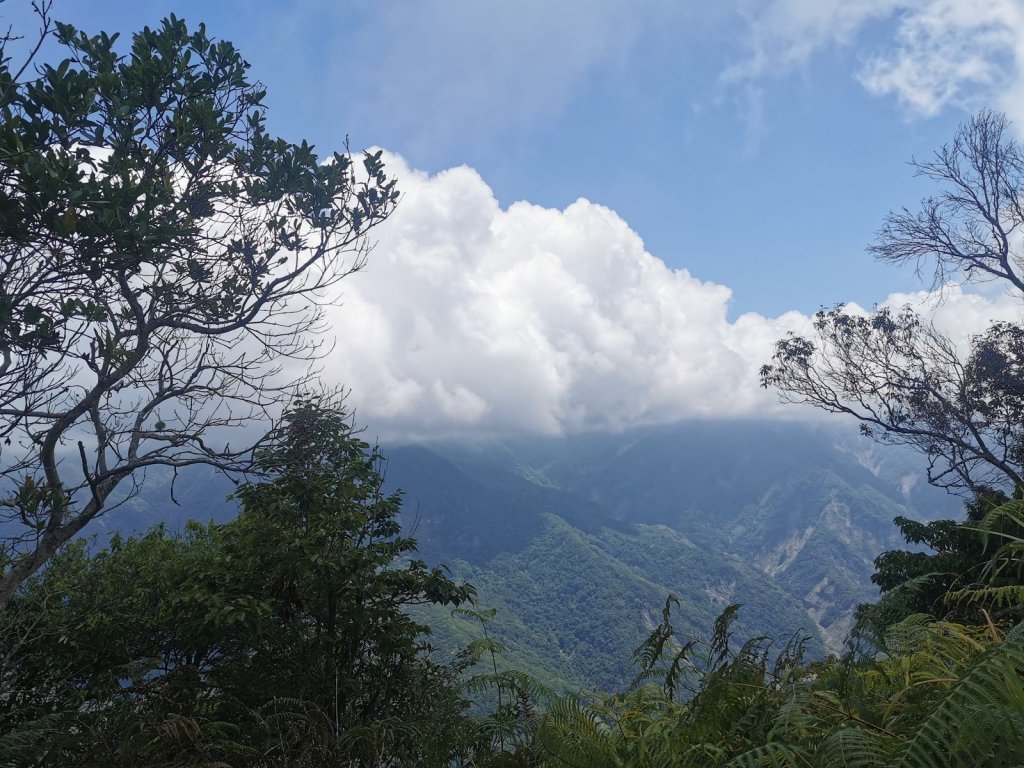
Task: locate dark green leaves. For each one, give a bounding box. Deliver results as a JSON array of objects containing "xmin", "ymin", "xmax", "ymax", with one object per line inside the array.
[{"xmin": 0, "ymin": 403, "xmax": 478, "ymax": 766}]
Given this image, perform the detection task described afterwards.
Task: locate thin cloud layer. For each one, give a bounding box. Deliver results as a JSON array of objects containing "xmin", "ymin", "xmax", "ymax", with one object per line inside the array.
[
  {"xmin": 324, "ymin": 154, "xmax": 1021, "ymax": 440},
  {"xmin": 729, "ymin": 0, "xmax": 1024, "ymax": 129},
  {"xmin": 858, "ymin": 0, "xmax": 1024, "ymax": 121},
  {"xmin": 335, "ymin": 0, "xmax": 683, "ymax": 154},
  {"xmin": 724, "ymin": 0, "xmax": 903, "ymax": 83}
]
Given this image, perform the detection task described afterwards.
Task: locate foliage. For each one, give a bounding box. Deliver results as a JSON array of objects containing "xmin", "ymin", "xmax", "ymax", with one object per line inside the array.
[
  {"xmin": 944, "ymin": 498, "xmax": 1024, "ymax": 622},
  {"xmin": 854, "ymin": 488, "xmax": 1024, "ymax": 639},
  {"xmin": 0, "ymin": 400, "xmax": 484, "ymax": 767},
  {"xmin": 536, "ymin": 602, "xmax": 1024, "ymax": 767},
  {"xmin": 0, "ymin": 8, "xmax": 398, "ymax": 604}
]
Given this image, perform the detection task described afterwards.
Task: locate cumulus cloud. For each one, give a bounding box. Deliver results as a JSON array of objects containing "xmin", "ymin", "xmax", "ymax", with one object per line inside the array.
[
  {"xmin": 727, "ymin": 0, "xmax": 1024, "ymax": 131},
  {"xmin": 879, "ymin": 285, "xmax": 1023, "ymax": 334},
  {"xmin": 323, "ymin": 153, "xmax": 1022, "ymax": 440}
]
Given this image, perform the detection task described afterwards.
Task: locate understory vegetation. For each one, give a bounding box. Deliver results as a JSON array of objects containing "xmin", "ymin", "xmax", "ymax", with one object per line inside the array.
[{"xmin": 3, "ymin": 9, "xmax": 1024, "ymax": 767}]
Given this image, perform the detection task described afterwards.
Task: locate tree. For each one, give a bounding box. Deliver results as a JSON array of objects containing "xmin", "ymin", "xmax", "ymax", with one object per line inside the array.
[
  {"xmin": 0, "ymin": 10, "xmax": 398, "ymax": 604},
  {"xmin": 870, "ymin": 110, "xmax": 1024, "ymax": 294},
  {"xmin": 852, "ymin": 489, "xmax": 1024, "ymax": 640},
  {"xmin": 221, "ymin": 398, "xmax": 476, "ymax": 743},
  {"xmin": 0, "ymin": 399, "xmax": 478, "ymax": 766},
  {"xmin": 761, "ymin": 111, "xmax": 1024, "ymax": 496}
]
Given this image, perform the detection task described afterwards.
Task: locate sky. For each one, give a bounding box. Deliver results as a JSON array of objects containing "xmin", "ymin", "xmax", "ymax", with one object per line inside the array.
[{"xmin": 5, "ymin": 0, "xmax": 1024, "ymax": 439}]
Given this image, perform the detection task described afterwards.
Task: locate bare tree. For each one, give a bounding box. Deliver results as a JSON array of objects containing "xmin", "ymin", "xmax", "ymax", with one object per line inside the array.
[
  {"xmin": 762, "ymin": 111, "xmax": 1024, "ymax": 496},
  {"xmin": 871, "ymin": 110, "xmax": 1024, "ymax": 294},
  {"xmin": 0, "ymin": 14, "xmax": 398, "ymax": 604}
]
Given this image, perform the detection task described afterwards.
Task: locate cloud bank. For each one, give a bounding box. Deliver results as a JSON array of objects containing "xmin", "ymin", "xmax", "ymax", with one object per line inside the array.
[{"xmin": 324, "ymin": 154, "xmax": 1022, "ymax": 440}]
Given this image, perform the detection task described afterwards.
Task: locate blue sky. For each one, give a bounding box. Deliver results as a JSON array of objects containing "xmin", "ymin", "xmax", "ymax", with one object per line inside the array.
[
  {"xmin": 6, "ymin": 1, "xmax": 1024, "ymax": 436},
  {"xmin": 6, "ymin": 0, "xmax": 982, "ymax": 314}
]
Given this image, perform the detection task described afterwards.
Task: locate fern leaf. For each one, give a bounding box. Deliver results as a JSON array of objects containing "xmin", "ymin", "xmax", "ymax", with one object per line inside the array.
[
  {"xmin": 813, "ymin": 726, "xmax": 899, "ymax": 768},
  {"xmin": 895, "ymin": 620, "xmax": 1024, "ymax": 768},
  {"xmin": 722, "ymin": 741, "xmax": 809, "ymax": 768}
]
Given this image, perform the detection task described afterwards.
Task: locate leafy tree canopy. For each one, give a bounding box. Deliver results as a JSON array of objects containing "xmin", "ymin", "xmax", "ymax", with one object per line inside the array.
[
  {"xmin": 0, "ymin": 8, "xmax": 398, "ymax": 604},
  {"xmin": 0, "ymin": 400, "xmax": 479, "ymax": 766}
]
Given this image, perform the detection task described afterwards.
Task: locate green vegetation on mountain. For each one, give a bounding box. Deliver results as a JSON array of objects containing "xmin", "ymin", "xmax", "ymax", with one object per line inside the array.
[
  {"xmin": 389, "ymin": 423, "xmax": 955, "ymax": 668},
  {"xmin": 419, "ymin": 514, "xmax": 822, "ymax": 695},
  {"xmin": 2, "ymin": 9, "xmax": 1024, "ymax": 767}
]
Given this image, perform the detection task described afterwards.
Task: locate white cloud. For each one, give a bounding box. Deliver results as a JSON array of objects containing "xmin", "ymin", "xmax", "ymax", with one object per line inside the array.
[
  {"xmin": 324, "ymin": 153, "xmax": 1022, "ymax": 440},
  {"xmin": 727, "ymin": 0, "xmax": 1024, "ymax": 131},
  {"xmin": 858, "ymin": 0, "xmax": 1024, "ymax": 122},
  {"xmin": 878, "ymin": 285, "xmax": 1024, "ymax": 340}
]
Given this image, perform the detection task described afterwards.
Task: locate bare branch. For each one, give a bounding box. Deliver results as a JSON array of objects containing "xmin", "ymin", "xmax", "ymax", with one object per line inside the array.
[
  {"xmin": 869, "ymin": 110, "xmax": 1024, "ymax": 295},
  {"xmin": 762, "ymin": 306, "xmax": 1024, "ymax": 494}
]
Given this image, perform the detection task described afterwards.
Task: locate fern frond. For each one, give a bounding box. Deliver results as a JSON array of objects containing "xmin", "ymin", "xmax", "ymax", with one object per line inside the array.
[
  {"xmin": 894, "ymin": 620, "xmax": 1024, "ymax": 768},
  {"xmin": 536, "ymin": 695, "xmax": 619, "ymax": 768},
  {"xmin": 709, "ymin": 603, "xmax": 742, "ymax": 670},
  {"xmin": 0, "ymin": 712, "xmax": 72, "ymax": 763},
  {"xmin": 971, "ymin": 500, "xmax": 1024, "ymax": 548},
  {"xmin": 812, "ymin": 726, "xmax": 899, "ymax": 768},
  {"xmin": 452, "ymin": 606, "xmax": 498, "ymax": 622},
  {"xmin": 947, "ymin": 582, "xmax": 1024, "ymax": 610},
  {"xmin": 464, "ymin": 635, "xmax": 508, "ymax": 660},
  {"xmin": 631, "ymin": 595, "xmax": 680, "ymax": 675},
  {"xmin": 722, "ymin": 741, "xmax": 810, "ymax": 768}
]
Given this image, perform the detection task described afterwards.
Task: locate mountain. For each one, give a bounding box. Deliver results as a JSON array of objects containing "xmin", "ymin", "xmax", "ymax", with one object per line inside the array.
[
  {"xmin": 385, "ymin": 444, "xmax": 822, "ymax": 692},
  {"xmin": 105, "ymin": 419, "xmax": 963, "ymax": 692},
  {"xmin": 390, "ymin": 420, "xmax": 962, "ymax": 661}
]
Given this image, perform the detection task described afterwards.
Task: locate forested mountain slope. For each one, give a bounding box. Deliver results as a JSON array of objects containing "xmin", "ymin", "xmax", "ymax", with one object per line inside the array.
[
  {"xmin": 112, "ymin": 420, "xmax": 961, "ymax": 689},
  {"xmin": 382, "ymin": 420, "xmax": 959, "ymax": 683},
  {"xmin": 385, "ymin": 445, "xmax": 821, "ymax": 691}
]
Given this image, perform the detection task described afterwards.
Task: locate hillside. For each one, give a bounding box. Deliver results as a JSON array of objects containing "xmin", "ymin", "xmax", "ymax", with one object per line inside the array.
[
  {"xmin": 397, "ymin": 420, "xmax": 961, "ymax": 658},
  {"xmin": 387, "ymin": 445, "xmax": 821, "ymax": 691},
  {"xmin": 108, "ymin": 419, "xmax": 962, "ymax": 690}
]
